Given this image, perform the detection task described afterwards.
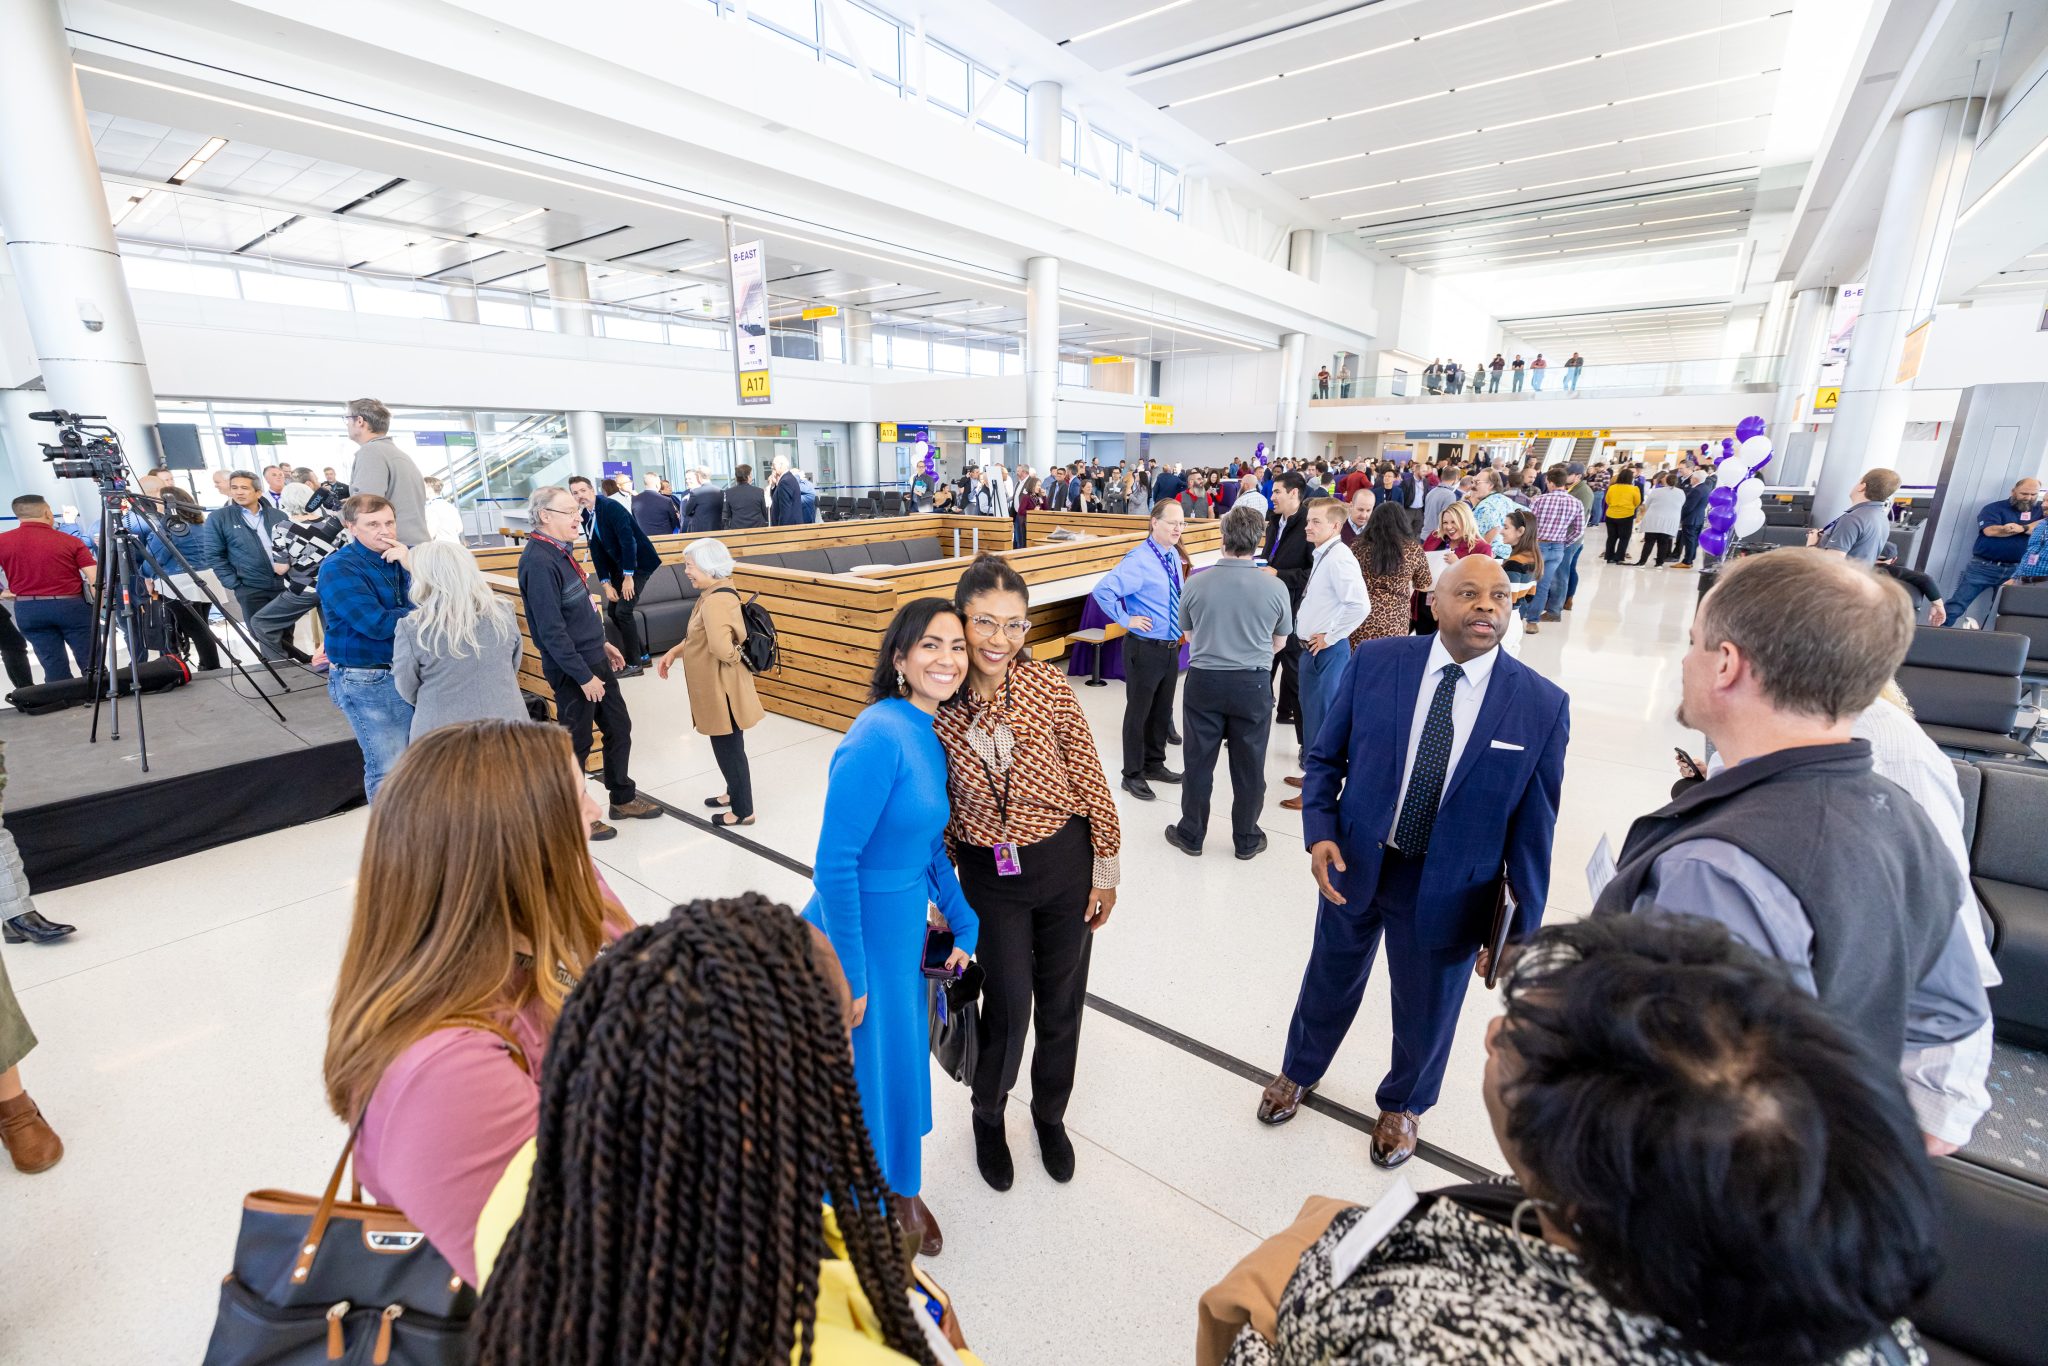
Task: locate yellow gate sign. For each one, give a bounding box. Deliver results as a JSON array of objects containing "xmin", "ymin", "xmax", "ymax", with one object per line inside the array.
[
  {"xmin": 1091, "ymin": 355, "xmax": 1126, "ymax": 365},
  {"xmin": 879, "ymin": 422, "xmax": 898, "ymax": 442},
  {"xmin": 801, "ymin": 304, "xmax": 838, "ymax": 321},
  {"xmin": 1143, "ymin": 402, "xmax": 1175, "ymax": 426},
  {"xmin": 1813, "ymin": 386, "xmax": 1841, "ymax": 411},
  {"xmin": 739, "ymin": 371, "xmax": 772, "ymax": 402}
]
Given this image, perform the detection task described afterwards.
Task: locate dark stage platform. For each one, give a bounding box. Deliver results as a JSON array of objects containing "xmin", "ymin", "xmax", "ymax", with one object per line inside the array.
[{"xmin": 1, "ymin": 669, "xmax": 365, "ymax": 890}]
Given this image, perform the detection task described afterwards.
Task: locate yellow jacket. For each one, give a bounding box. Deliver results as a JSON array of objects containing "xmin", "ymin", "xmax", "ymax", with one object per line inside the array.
[
  {"xmin": 1604, "ymin": 484, "xmax": 1643, "ymax": 519},
  {"xmin": 475, "ymin": 1140, "xmax": 984, "ymax": 1365}
]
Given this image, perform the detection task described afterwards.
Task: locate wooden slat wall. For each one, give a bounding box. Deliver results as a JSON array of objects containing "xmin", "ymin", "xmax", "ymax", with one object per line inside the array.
[
  {"xmin": 476, "ymin": 514, "xmax": 1191, "ymax": 736},
  {"xmin": 1022, "ymin": 510, "xmax": 1224, "ymax": 556}
]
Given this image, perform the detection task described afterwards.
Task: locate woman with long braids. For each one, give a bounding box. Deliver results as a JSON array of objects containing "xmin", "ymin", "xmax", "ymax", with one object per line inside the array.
[
  {"xmin": 805, "ymin": 598, "xmax": 978, "ymax": 1257},
  {"xmin": 472, "ymin": 897, "xmax": 979, "ymax": 1365},
  {"xmin": 323, "ymin": 719, "xmax": 629, "ymax": 1288},
  {"xmin": 935, "ymin": 555, "xmax": 1119, "ymax": 1193}
]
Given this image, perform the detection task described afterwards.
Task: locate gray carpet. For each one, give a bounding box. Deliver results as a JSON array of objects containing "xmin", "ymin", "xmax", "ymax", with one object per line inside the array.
[{"xmin": 1967, "ymin": 1042, "xmax": 2048, "ymax": 1177}]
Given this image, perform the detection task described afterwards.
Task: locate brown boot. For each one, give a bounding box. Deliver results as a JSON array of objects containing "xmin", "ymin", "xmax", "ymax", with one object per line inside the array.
[
  {"xmin": 1562, "ymin": 596, "xmax": 1575, "ymax": 611},
  {"xmin": 0, "ymin": 1092, "xmax": 63, "ymax": 1174},
  {"xmin": 891, "ymin": 1193, "xmax": 942, "ymax": 1257},
  {"xmin": 911, "ymin": 1196, "xmax": 942, "ymax": 1257}
]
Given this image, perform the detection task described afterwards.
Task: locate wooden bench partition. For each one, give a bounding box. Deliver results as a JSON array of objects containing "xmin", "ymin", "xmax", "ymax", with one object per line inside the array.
[{"xmin": 478, "ymin": 512, "xmax": 1223, "ymax": 739}]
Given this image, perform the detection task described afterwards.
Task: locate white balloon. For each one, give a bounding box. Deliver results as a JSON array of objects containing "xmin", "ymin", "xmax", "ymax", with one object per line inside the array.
[
  {"xmin": 1734, "ymin": 504, "xmax": 1766, "ymax": 537},
  {"xmin": 1736, "ymin": 480, "xmax": 1765, "ymax": 506},
  {"xmin": 1739, "ymin": 434, "xmax": 1773, "ymax": 465}
]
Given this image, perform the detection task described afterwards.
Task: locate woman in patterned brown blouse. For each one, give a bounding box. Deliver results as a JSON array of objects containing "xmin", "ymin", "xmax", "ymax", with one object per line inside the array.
[
  {"xmin": 1349, "ymin": 501, "xmax": 1432, "ymax": 645},
  {"xmin": 934, "ymin": 554, "xmax": 1121, "ymax": 1196}
]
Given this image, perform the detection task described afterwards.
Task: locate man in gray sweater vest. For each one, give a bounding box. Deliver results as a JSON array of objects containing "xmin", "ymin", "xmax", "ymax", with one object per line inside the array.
[
  {"xmin": 1594, "ymin": 551, "xmax": 1989, "ymax": 1156},
  {"xmin": 343, "ymin": 397, "xmax": 430, "ymax": 545}
]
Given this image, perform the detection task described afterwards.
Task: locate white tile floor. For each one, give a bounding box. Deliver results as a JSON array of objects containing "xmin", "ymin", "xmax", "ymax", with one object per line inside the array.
[{"xmin": 0, "ymin": 552, "xmax": 1705, "ymax": 1365}]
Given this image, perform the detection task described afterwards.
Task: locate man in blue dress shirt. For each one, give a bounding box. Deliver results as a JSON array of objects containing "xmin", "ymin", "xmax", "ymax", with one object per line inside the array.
[
  {"xmin": 1258, "ymin": 555, "xmax": 1569, "ymax": 1169},
  {"xmin": 1092, "ymin": 499, "xmax": 1188, "ymax": 802}
]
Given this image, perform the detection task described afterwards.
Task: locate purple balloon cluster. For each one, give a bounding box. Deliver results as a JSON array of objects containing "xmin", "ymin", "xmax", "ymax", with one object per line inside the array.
[
  {"xmin": 1695, "ymin": 416, "xmax": 1771, "ymax": 558},
  {"xmin": 1253, "ymin": 440, "xmax": 1269, "ymax": 468}
]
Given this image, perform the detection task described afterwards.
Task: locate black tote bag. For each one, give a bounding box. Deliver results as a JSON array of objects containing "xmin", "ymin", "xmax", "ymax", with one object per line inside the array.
[{"xmin": 928, "ymin": 959, "xmax": 984, "ymax": 1087}]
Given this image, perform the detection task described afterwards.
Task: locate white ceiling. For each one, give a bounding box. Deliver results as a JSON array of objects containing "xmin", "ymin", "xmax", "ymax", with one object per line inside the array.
[
  {"xmin": 995, "ymin": 0, "xmax": 1791, "ymax": 266},
  {"xmin": 86, "ymin": 110, "xmax": 1243, "ymax": 360},
  {"xmin": 1498, "ymin": 303, "xmax": 1737, "ymax": 364}
]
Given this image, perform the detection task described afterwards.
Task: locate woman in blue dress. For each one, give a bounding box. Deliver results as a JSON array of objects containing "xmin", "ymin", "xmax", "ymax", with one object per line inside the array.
[{"xmin": 805, "ymin": 597, "xmax": 977, "ymax": 1258}]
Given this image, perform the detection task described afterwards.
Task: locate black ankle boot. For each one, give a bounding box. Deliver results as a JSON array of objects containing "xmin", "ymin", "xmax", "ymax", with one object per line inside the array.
[
  {"xmin": 1035, "ymin": 1119, "xmax": 1075, "ymax": 1183},
  {"xmin": 973, "ymin": 1115, "xmax": 1013, "ymax": 1192}
]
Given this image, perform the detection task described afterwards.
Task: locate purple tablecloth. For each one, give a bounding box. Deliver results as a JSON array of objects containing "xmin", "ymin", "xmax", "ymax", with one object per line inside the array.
[{"xmin": 1065, "ymin": 572, "xmax": 1196, "ymax": 681}]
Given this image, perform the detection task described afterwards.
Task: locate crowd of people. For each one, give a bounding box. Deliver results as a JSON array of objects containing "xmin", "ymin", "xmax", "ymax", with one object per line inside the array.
[
  {"xmin": 1404, "ymin": 351, "xmax": 1585, "ymax": 396},
  {"xmin": 0, "ymin": 409, "xmax": 2030, "ymax": 1362}
]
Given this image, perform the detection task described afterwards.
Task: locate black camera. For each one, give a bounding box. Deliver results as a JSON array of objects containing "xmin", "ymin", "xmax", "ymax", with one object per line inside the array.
[{"xmin": 32, "ymin": 408, "xmax": 129, "ymax": 484}]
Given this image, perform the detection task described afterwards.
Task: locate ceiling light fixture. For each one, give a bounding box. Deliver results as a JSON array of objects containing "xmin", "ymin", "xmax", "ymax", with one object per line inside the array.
[
  {"xmin": 1978, "ymin": 278, "xmax": 2047, "ymax": 288},
  {"xmin": 1957, "ymin": 134, "xmax": 2048, "ymax": 228},
  {"xmin": 166, "ymin": 135, "xmax": 228, "ymax": 185},
  {"xmin": 1066, "ymin": 0, "xmax": 1195, "ymax": 45},
  {"xmin": 473, "ymin": 205, "xmax": 547, "ymax": 235},
  {"xmin": 1300, "ymin": 112, "xmax": 1761, "ymax": 195},
  {"xmin": 110, "ymin": 190, "xmax": 153, "ymax": 226},
  {"xmin": 1336, "ymin": 161, "xmax": 1757, "ymax": 223},
  {"xmin": 1163, "ymin": 0, "xmax": 1570, "ymax": 109},
  {"xmin": 1228, "ymin": 18, "xmax": 1777, "ymax": 150}
]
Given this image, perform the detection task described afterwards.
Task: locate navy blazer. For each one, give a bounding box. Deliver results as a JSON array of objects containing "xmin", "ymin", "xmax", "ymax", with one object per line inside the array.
[
  {"xmin": 1302, "ymin": 634, "xmax": 1569, "ymax": 950},
  {"xmin": 582, "ymin": 494, "xmax": 661, "ymax": 586},
  {"xmin": 682, "ymin": 484, "xmax": 723, "ymax": 533}
]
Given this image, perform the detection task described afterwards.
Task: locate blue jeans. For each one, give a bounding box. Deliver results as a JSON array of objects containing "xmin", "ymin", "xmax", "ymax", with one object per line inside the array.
[
  {"xmin": 14, "ymin": 596, "xmax": 95, "ymax": 681},
  {"xmin": 1565, "ymin": 539, "xmax": 1584, "ymax": 601},
  {"xmin": 328, "ymin": 667, "xmax": 415, "ymax": 801},
  {"xmin": 1528, "ymin": 543, "xmax": 1575, "ymax": 621},
  {"xmin": 1946, "ymin": 556, "xmax": 2015, "ymax": 625},
  {"xmin": 1299, "ymin": 637, "xmax": 1352, "ymax": 754}
]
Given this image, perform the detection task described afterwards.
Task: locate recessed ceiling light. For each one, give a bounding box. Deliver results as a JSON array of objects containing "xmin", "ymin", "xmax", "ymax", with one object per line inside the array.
[
  {"xmin": 1066, "ymin": 0, "xmax": 1195, "ymax": 45},
  {"xmin": 110, "ymin": 190, "xmax": 153, "ymax": 225},
  {"xmin": 474, "ymin": 206, "xmax": 547, "ymax": 236},
  {"xmin": 167, "ymin": 135, "xmax": 228, "ymax": 185}
]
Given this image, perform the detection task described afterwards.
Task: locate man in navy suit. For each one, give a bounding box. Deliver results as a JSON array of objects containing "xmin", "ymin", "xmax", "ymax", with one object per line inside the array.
[{"xmin": 1258, "ymin": 555, "xmax": 1568, "ymax": 1167}]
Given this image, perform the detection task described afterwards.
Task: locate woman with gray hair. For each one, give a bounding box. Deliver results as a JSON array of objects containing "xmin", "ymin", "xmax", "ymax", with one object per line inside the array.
[
  {"xmin": 657, "ymin": 538, "xmax": 763, "ymax": 826},
  {"xmin": 391, "ymin": 539, "xmax": 527, "ymax": 739}
]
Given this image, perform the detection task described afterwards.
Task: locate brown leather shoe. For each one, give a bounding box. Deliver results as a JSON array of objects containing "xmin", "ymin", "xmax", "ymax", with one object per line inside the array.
[
  {"xmin": 1279, "ymin": 796, "xmax": 1304, "ymax": 811},
  {"xmin": 1562, "ymin": 596, "xmax": 1575, "ymax": 611},
  {"xmin": 0, "ymin": 1092, "xmax": 63, "ymax": 1174},
  {"xmin": 609, "ymin": 796, "xmax": 663, "ymax": 820},
  {"xmin": 1283, "ymin": 775, "xmax": 1304, "ymax": 789},
  {"xmin": 1257, "ymin": 1074, "xmax": 1310, "ymax": 1125},
  {"xmin": 1539, "ymin": 611, "xmax": 1562, "ymax": 623},
  {"xmin": 910, "ymin": 1196, "xmax": 942, "ymax": 1256},
  {"xmin": 1370, "ymin": 1110, "xmax": 1419, "ymax": 1169}
]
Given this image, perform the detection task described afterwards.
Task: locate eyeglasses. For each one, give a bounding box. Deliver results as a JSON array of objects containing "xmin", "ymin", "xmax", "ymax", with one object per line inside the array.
[
  {"xmin": 968, "ymin": 614, "xmax": 1031, "ymax": 641},
  {"xmin": 542, "ymin": 503, "xmax": 578, "ymax": 518}
]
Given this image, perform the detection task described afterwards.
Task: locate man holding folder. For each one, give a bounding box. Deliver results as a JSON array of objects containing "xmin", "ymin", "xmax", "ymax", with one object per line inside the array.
[{"xmin": 1257, "ymin": 555, "xmax": 1569, "ymax": 1167}]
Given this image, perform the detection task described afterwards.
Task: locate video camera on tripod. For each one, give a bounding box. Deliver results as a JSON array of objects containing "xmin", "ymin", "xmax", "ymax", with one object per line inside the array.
[
  {"xmin": 21, "ymin": 408, "xmax": 288, "ymax": 767},
  {"xmin": 31, "ymin": 408, "xmax": 129, "ymax": 485}
]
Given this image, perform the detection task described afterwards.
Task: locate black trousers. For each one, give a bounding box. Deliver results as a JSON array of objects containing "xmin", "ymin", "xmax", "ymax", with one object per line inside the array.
[
  {"xmin": 1121, "ymin": 636, "xmax": 1180, "ymax": 779},
  {"xmin": 1273, "ymin": 634, "xmax": 1303, "ymax": 741},
  {"xmin": 709, "ymin": 709, "xmax": 753, "ymax": 819},
  {"xmin": 229, "ymin": 585, "xmax": 283, "ymax": 660},
  {"xmin": 1602, "ymin": 516, "xmax": 1634, "ymax": 563},
  {"xmin": 548, "ymin": 659, "xmax": 637, "ymax": 805},
  {"xmin": 956, "ymin": 817, "xmax": 1095, "ymax": 1127},
  {"xmin": 603, "ymin": 583, "xmax": 645, "ymax": 662},
  {"xmin": 0, "ymin": 603, "xmax": 33, "ymax": 689},
  {"xmin": 1634, "ymin": 532, "xmax": 1674, "ymax": 566},
  {"xmin": 1674, "ymin": 526, "xmax": 1700, "ymax": 564},
  {"xmin": 1175, "ymin": 668, "xmax": 1273, "ymax": 856}
]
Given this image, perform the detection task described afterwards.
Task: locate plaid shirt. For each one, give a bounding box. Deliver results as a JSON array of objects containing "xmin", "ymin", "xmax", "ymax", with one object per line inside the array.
[
  {"xmin": 1531, "ymin": 489, "xmax": 1588, "ymax": 544},
  {"xmin": 314, "ymin": 538, "xmax": 411, "ymax": 668}
]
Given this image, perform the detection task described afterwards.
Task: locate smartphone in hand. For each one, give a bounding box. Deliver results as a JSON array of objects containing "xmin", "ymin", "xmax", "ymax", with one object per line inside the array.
[{"xmin": 1675, "ymin": 748, "xmax": 1706, "ymax": 781}]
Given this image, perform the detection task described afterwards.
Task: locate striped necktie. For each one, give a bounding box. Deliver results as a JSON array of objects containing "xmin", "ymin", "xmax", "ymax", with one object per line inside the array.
[{"xmin": 1394, "ymin": 662, "xmax": 1465, "ymax": 855}]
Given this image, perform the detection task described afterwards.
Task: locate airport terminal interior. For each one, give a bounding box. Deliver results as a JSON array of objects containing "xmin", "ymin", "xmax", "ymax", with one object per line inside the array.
[{"xmin": 3, "ymin": 0, "xmax": 2048, "ymax": 1363}]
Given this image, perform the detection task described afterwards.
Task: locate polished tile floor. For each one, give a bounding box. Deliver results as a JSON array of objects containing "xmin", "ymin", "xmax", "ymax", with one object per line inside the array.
[{"xmin": 1, "ymin": 553, "xmax": 1709, "ymax": 1364}]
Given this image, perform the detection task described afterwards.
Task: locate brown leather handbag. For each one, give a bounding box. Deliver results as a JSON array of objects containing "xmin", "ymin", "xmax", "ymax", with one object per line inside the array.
[{"xmin": 201, "ymin": 1021, "xmax": 525, "ymax": 1364}]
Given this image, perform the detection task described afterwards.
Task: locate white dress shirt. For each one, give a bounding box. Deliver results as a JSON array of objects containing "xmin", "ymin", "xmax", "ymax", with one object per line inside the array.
[
  {"xmin": 1387, "ymin": 635, "xmax": 1500, "ymax": 846},
  {"xmin": 1296, "ymin": 535, "xmax": 1370, "ymax": 644}
]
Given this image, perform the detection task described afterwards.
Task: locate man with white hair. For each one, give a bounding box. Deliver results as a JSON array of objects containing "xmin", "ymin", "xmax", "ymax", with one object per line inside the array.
[
  {"xmin": 632, "ymin": 470, "xmax": 682, "ymax": 536},
  {"xmin": 769, "ymin": 453, "xmax": 802, "ymax": 526}
]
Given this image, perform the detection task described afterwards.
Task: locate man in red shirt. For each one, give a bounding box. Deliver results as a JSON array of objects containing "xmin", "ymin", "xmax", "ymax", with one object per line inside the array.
[
  {"xmin": 0, "ymin": 496, "xmax": 98, "ymax": 682},
  {"xmin": 1335, "ymin": 460, "xmax": 1373, "ymax": 503}
]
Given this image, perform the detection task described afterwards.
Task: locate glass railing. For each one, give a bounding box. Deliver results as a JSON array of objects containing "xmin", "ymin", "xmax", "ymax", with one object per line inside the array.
[{"xmin": 1311, "ymin": 356, "xmax": 1786, "ymax": 401}]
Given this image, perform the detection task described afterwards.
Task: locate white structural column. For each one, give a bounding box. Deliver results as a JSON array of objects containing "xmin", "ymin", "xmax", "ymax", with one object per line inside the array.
[
  {"xmin": 568, "ymin": 410, "xmax": 606, "ymax": 472},
  {"xmin": 1274, "ymin": 228, "xmax": 1321, "ymax": 463},
  {"xmin": 1770, "ymin": 285, "xmax": 1833, "ymax": 441},
  {"xmin": 844, "ymin": 307, "xmax": 874, "ymax": 367},
  {"xmin": 0, "ymin": 0, "xmax": 159, "ymax": 502},
  {"xmin": 1024, "ymin": 256, "xmax": 1059, "ymax": 477},
  {"xmin": 1026, "ymin": 82, "xmax": 1062, "ymax": 167},
  {"xmin": 546, "ymin": 257, "xmax": 593, "ymax": 337},
  {"xmin": 1815, "ymin": 99, "xmax": 1976, "ymax": 519},
  {"xmin": 445, "ymin": 285, "xmax": 480, "ymax": 324},
  {"xmin": 844, "ymin": 308, "xmax": 878, "ymax": 487}
]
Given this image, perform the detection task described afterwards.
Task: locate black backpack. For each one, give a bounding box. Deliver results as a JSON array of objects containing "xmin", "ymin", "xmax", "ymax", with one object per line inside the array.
[{"xmin": 714, "ymin": 586, "xmax": 778, "ymax": 673}]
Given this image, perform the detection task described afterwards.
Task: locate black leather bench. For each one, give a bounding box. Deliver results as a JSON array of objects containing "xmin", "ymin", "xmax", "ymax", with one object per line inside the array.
[{"xmin": 1915, "ymin": 1156, "xmax": 2048, "ymax": 1365}]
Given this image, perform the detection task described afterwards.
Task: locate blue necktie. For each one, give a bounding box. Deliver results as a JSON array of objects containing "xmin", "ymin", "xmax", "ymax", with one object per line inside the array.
[
  {"xmin": 1149, "ymin": 544, "xmax": 1181, "ymax": 638},
  {"xmin": 1394, "ymin": 662, "xmax": 1465, "ymax": 855}
]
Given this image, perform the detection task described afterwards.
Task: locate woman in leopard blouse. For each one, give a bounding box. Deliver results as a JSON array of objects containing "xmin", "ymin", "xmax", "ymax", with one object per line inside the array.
[
  {"xmin": 1348, "ymin": 501, "xmax": 1431, "ymax": 645},
  {"xmin": 1210, "ymin": 914, "xmax": 1942, "ymax": 1366},
  {"xmin": 934, "ymin": 554, "xmax": 1120, "ymax": 1196}
]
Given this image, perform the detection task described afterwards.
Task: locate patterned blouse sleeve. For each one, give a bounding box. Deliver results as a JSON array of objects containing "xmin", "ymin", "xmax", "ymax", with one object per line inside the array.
[
  {"xmin": 1047, "ymin": 668, "xmax": 1122, "ymax": 887},
  {"xmin": 1409, "ymin": 544, "xmax": 1431, "ymax": 593}
]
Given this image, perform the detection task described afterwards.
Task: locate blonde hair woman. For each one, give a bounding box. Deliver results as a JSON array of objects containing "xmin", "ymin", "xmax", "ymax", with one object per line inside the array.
[
  {"xmin": 392, "ymin": 540, "xmax": 528, "ymax": 740},
  {"xmin": 656, "ymin": 539, "xmax": 764, "ymax": 826},
  {"xmin": 324, "ymin": 721, "xmax": 629, "ymax": 1286}
]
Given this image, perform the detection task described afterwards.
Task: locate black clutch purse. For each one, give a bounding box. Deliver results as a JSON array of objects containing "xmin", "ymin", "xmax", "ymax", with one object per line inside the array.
[{"xmin": 928, "ymin": 960, "xmax": 985, "ymax": 1087}]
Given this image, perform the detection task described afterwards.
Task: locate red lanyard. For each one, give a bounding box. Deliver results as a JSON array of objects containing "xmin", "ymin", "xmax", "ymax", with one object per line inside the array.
[{"xmin": 531, "ymin": 532, "xmax": 587, "ymax": 585}]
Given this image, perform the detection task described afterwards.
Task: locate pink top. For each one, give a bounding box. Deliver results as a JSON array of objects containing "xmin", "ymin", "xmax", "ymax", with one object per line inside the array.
[{"xmin": 352, "ymin": 875, "xmax": 626, "ymax": 1287}]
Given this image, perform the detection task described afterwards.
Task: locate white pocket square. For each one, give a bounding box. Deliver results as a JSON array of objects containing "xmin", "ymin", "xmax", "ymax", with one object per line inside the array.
[{"xmin": 1490, "ymin": 740, "xmax": 1525, "ymax": 751}]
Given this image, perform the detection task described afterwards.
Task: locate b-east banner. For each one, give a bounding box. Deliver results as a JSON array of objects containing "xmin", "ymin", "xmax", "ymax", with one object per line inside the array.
[{"xmin": 726, "ymin": 221, "xmax": 772, "ymax": 405}]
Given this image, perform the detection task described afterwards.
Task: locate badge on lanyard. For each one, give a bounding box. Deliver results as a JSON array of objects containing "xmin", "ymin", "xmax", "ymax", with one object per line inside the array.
[{"xmin": 993, "ymin": 841, "xmax": 1022, "ymax": 877}]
